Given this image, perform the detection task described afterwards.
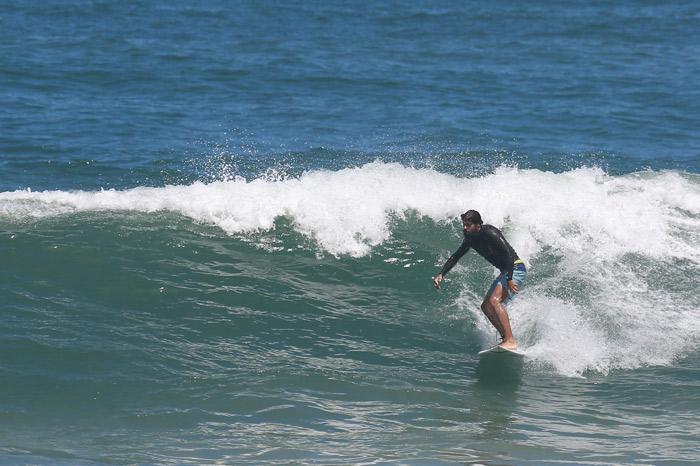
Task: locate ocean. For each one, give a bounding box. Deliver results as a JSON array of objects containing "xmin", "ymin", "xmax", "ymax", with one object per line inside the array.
[{"xmin": 1, "ymin": 1, "xmax": 700, "ymax": 465}]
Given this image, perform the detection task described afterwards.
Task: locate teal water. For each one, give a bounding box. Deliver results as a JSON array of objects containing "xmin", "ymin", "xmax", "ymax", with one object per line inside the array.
[
  {"xmin": 2, "ymin": 0, "xmax": 700, "ymax": 465},
  {"xmin": 2, "ymin": 166, "xmax": 699, "ymax": 465}
]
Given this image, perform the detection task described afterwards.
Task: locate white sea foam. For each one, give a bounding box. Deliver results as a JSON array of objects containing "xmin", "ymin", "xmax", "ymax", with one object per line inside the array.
[
  {"xmin": 2, "ymin": 162, "xmax": 699, "ymax": 375},
  {"xmin": 2, "ymin": 162, "xmax": 698, "ymax": 258}
]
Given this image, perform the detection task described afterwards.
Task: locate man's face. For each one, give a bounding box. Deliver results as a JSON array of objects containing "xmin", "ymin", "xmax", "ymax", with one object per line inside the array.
[{"xmin": 462, "ymin": 219, "xmax": 479, "ymax": 237}]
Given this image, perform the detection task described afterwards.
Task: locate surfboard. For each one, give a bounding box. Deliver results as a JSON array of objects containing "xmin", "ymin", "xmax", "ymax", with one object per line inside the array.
[{"xmin": 478, "ymin": 345, "xmax": 526, "ymax": 357}]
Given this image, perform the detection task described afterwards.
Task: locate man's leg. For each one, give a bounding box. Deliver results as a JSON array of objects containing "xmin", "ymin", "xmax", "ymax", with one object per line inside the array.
[
  {"xmin": 481, "ymin": 284, "xmax": 517, "ymax": 350},
  {"xmin": 480, "ymin": 297, "xmax": 505, "ymax": 340}
]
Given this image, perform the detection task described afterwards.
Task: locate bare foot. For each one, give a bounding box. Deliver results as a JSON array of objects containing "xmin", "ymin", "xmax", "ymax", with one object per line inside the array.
[{"xmin": 499, "ymin": 340, "xmax": 518, "ymax": 351}]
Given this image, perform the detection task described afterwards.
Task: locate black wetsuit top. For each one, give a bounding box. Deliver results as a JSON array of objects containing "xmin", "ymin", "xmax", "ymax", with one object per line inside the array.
[{"xmin": 439, "ymin": 224, "xmax": 520, "ymax": 280}]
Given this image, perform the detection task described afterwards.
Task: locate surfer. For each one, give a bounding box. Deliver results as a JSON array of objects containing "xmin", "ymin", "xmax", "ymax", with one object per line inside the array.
[{"xmin": 433, "ymin": 210, "xmax": 527, "ymax": 350}]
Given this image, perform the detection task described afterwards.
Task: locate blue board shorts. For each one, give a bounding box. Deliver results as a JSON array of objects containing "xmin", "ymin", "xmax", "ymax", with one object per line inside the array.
[{"xmin": 487, "ymin": 260, "xmax": 527, "ymax": 304}]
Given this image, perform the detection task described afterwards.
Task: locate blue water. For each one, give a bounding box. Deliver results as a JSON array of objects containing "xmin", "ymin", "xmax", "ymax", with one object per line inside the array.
[{"xmin": 2, "ymin": 1, "xmax": 700, "ymax": 465}]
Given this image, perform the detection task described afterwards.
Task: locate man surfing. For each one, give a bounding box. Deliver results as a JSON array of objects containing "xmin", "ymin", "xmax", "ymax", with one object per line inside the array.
[{"xmin": 433, "ymin": 210, "xmax": 527, "ymax": 350}]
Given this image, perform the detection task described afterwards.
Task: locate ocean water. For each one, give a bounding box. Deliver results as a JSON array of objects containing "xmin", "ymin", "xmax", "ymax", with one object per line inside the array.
[{"xmin": 2, "ymin": 1, "xmax": 700, "ymax": 465}]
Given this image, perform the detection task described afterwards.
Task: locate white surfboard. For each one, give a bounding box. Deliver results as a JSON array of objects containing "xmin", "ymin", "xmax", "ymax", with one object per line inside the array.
[{"xmin": 478, "ymin": 345, "xmax": 526, "ymax": 357}]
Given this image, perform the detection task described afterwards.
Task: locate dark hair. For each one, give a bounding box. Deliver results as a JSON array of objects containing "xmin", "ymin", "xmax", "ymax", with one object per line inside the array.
[{"xmin": 460, "ymin": 209, "xmax": 483, "ymax": 225}]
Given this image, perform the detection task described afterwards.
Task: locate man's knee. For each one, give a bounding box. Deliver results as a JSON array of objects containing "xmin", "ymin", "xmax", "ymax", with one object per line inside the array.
[
  {"xmin": 481, "ymin": 297, "xmax": 496, "ymax": 313},
  {"xmin": 486, "ymin": 293, "xmax": 502, "ymax": 310}
]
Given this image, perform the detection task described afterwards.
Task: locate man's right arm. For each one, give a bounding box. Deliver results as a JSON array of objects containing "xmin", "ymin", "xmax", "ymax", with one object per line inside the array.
[{"xmin": 434, "ymin": 240, "xmax": 469, "ymax": 289}]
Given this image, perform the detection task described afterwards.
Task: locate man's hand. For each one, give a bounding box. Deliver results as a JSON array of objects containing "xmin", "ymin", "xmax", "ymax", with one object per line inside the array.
[
  {"xmin": 507, "ymin": 279, "xmax": 519, "ymax": 295},
  {"xmin": 433, "ymin": 274, "xmax": 443, "ymax": 290}
]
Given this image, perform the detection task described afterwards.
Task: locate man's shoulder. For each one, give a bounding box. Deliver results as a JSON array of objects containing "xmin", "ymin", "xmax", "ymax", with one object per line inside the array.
[
  {"xmin": 481, "ymin": 224, "xmax": 499, "ymax": 235},
  {"xmin": 480, "ymin": 224, "xmax": 505, "ymax": 240}
]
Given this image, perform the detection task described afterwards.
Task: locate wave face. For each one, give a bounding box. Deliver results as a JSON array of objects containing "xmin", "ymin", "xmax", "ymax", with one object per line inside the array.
[
  {"xmin": 3, "ymin": 163, "xmax": 699, "ymax": 379},
  {"xmin": 3, "ymin": 165, "xmax": 700, "ymax": 465}
]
